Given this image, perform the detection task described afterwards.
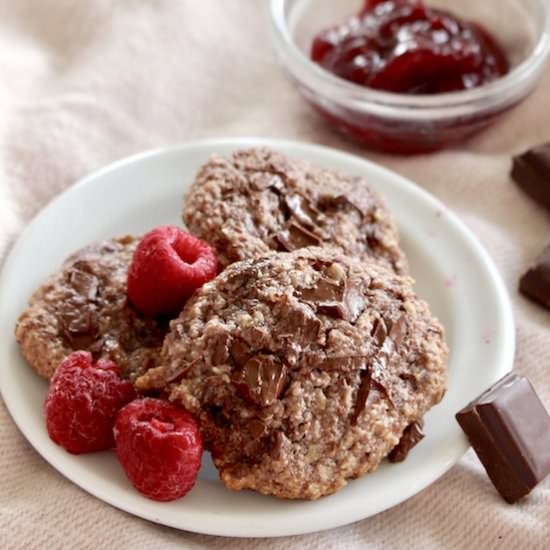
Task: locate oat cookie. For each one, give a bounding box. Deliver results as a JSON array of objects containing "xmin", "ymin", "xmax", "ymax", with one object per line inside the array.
[
  {"xmin": 16, "ymin": 236, "xmax": 167, "ymax": 381},
  {"xmin": 183, "ymin": 147, "xmax": 406, "ymax": 273},
  {"xmin": 136, "ymin": 248, "xmax": 447, "ymax": 499}
]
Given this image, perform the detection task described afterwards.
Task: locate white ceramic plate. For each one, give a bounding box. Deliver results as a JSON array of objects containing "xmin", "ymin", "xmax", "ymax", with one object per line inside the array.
[{"xmin": 0, "ymin": 138, "xmax": 514, "ymax": 538}]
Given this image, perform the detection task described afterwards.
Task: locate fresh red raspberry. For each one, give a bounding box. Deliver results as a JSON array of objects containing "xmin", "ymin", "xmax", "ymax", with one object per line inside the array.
[
  {"xmin": 114, "ymin": 398, "xmax": 203, "ymax": 501},
  {"xmin": 127, "ymin": 225, "xmax": 219, "ymax": 316},
  {"xmin": 45, "ymin": 351, "xmax": 136, "ymax": 454}
]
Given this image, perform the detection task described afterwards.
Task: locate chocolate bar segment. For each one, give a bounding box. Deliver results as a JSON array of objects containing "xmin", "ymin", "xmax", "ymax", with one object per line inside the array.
[
  {"xmin": 519, "ymin": 245, "xmax": 550, "ymax": 309},
  {"xmin": 512, "ymin": 143, "xmax": 550, "ymax": 210},
  {"xmin": 456, "ymin": 373, "xmax": 550, "ymax": 503}
]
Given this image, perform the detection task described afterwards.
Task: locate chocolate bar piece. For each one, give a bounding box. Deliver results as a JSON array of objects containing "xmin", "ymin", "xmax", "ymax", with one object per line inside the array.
[
  {"xmin": 456, "ymin": 373, "xmax": 550, "ymax": 503},
  {"xmin": 519, "ymin": 245, "xmax": 550, "ymax": 309},
  {"xmin": 512, "ymin": 143, "xmax": 550, "ymax": 209}
]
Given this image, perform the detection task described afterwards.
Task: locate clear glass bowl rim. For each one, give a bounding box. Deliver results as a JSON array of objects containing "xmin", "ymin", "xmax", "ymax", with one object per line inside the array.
[{"xmin": 271, "ymin": 0, "xmax": 550, "ymax": 116}]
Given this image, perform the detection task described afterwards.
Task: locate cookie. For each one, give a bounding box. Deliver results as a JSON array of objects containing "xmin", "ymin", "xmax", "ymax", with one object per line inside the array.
[
  {"xmin": 15, "ymin": 236, "xmax": 168, "ymax": 381},
  {"xmin": 183, "ymin": 147, "xmax": 406, "ymax": 273},
  {"xmin": 136, "ymin": 248, "xmax": 447, "ymax": 499}
]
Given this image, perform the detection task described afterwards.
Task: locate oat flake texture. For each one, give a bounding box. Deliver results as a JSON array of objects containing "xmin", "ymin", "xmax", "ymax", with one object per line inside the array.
[
  {"xmin": 15, "ymin": 236, "xmax": 167, "ymax": 381},
  {"xmin": 136, "ymin": 248, "xmax": 447, "ymax": 499},
  {"xmin": 183, "ymin": 147, "xmax": 407, "ymax": 274}
]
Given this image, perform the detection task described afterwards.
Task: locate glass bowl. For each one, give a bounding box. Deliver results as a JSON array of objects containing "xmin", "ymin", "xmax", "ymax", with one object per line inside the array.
[{"xmin": 270, "ymin": 0, "xmax": 550, "ymax": 154}]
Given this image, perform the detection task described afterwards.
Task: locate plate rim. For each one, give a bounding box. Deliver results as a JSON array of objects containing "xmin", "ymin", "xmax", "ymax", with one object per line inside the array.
[{"xmin": 0, "ymin": 137, "xmax": 515, "ymax": 538}]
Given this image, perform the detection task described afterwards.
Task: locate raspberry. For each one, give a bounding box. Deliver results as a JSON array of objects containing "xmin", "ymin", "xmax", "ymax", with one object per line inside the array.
[
  {"xmin": 127, "ymin": 226, "xmax": 219, "ymax": 316},
  {"xmin": 114, "ymin": 398, "xmax": 203, "ymax": 501},
  {"xmin": 45, "ymin": 351, "xmax": 136, "ymax": 454}
]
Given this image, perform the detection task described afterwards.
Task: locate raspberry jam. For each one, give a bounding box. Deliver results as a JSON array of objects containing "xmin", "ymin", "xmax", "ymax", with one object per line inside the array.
[
  {"xmin": 298, "ymin": 0, "xmax": 514, "ymax": 153},
  {"xmin": 311, "ymin": 0, "xmax": 508, "ymax": 94}
]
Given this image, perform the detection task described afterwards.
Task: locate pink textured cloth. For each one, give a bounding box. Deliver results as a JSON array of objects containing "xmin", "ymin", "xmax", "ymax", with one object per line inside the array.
[{"xmin": 1, "ymin": 1, "xmax": 550, "ymax": 548}]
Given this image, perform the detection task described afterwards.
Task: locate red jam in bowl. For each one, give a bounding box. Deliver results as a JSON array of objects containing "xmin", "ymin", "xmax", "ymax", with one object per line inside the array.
[{"xmin": 311, "ymin": 0, "xmax": 509, "ymax": 94}]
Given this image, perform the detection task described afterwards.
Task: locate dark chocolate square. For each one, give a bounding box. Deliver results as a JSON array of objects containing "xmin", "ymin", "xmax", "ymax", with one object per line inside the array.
[
  {"xmin": 456, "ymin": 373, "xmax": 550, "ymax": 503},
  {"xmin": 519, "ymin": 245, "xmax": 550, "ymax": 309},
  {"xmin": 512, "ymin": 144, "xmax": 550, "ymax": 210}
]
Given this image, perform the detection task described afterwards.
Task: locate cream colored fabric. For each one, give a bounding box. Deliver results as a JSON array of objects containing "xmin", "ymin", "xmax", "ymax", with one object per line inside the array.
[{"xmin": 1, "ymin": 1, "xmax": 549, "ymax": 548}]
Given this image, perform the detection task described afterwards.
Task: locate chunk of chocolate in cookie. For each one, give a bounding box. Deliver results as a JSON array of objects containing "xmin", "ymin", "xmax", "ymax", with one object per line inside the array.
[
  {"xmin": 136, "ymin": 248, "xmax": 447, "ymax": 500},
  {"xmin": 456, "ymin": 373, "xmax": 550, "ymax": 503},
  {"xmin": 183, "ymin": 147, "xmax": 407, "ymax": 273},
  {"xmin": 388, "ymin": 420, "xmax": 424, "ymax": 463},
  {"xmin": 15, "ymin": 236, "xmax": 168, "ymax": 380}
]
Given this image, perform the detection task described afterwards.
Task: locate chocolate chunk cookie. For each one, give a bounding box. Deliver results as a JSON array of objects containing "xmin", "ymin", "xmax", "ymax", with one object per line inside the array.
[
  {"xmin": 16, "ymin": 236, "xmax": 168, "ymax": 381},
  {"xmin": 183, "ymin": 147, "xmax": 406, "ymax": 273},
  {"xmin": 136, "ymin": 248, "xmax": 447, "ymax": 499}
]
